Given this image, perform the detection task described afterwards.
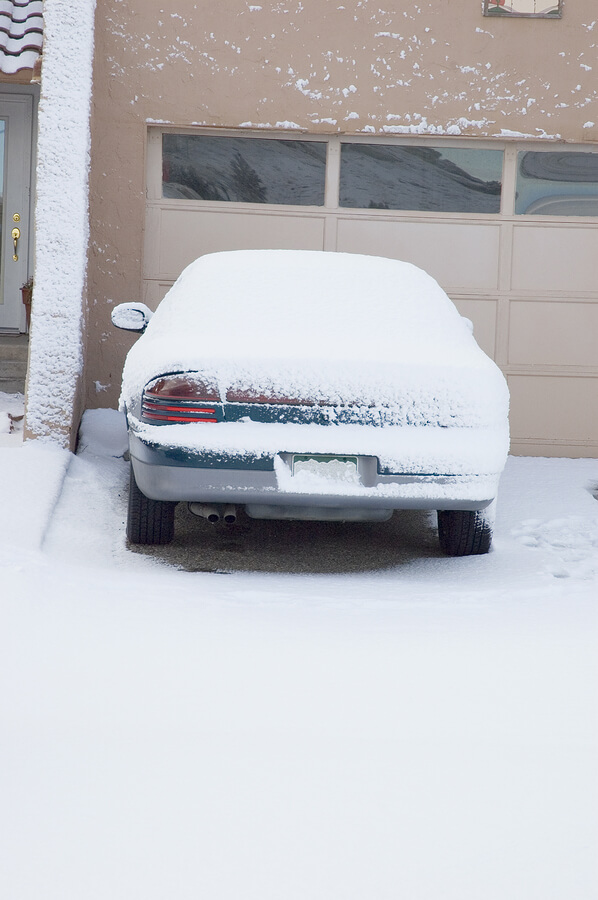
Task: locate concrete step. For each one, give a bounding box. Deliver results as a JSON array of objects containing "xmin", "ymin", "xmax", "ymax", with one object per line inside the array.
[
  {"xmin": 0, "ymin": 334, "xmax": 29, "ymax": 359},
  {"xmin": 0, "ymin": 358, "xmax": 27, "ymax": 376},
  {"xmin": 0, "ymin": 335, "xmax": 29, "ymax": 393},
  {"xmin": 0, "ymin": 380, "xmax": 26, "ymax": 393}
]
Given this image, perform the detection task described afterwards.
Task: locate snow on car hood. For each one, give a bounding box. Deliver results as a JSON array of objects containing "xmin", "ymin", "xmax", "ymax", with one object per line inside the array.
[{"xmin": 120, "ymin": 250, "xmax": 509, "ymax": 428}]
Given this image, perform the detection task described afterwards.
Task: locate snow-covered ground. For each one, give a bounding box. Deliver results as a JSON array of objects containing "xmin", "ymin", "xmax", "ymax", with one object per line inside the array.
[{"xmin": 1, "ymin": 398, "xmax": 597, "ymax": 900}]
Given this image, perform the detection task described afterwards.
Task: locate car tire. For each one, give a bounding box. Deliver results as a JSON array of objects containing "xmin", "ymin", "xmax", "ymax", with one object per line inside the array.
[
  {"xmin": 127, "ymin": 467, "xmax": 176, "ymax": 545},
  {"xmin": 437, "ymin": 506, "xmax": 494, "ymax": 556}
]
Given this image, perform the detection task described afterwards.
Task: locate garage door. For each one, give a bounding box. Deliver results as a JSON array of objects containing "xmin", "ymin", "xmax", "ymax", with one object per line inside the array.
[{"xmin": 145, "ymin": 129, "xmax": 598, "ymax": 457}]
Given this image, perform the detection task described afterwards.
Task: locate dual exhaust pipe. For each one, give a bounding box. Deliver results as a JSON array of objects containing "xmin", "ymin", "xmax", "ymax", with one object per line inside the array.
[{"xmin": 189, "ymin": 503, "xmax": 237, "ymax": 525}]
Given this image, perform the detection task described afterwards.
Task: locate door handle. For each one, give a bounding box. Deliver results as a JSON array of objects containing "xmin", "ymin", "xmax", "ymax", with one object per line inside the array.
[{"xmin": 11, "ymin": 227, "xmax": 20, "ymax": 261}]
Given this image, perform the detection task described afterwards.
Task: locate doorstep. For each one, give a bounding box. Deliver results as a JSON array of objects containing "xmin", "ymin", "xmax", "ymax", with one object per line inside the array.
[{"xmin": 0, "ymin": 333, "xmax": 29, "ymax": 394}]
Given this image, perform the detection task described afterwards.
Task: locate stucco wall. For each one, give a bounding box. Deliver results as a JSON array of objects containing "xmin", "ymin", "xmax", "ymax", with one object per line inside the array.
[{"xmin": 87, "ymin": 0, "xmax": 598, "ymax": 410}]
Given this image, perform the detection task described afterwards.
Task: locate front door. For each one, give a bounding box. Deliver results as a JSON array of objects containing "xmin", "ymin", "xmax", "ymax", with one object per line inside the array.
[{"xmin": 0, "ymin": 93, "xmax": 33, "ymax": 333}]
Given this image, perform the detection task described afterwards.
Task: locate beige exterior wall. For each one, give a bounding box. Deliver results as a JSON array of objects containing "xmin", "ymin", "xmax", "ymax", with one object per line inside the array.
[
  {"xmin": 87, "ymin": 0, "xmax": 598, "ymax": 454},
  {"xmin": 0, "ymin": 70, "xmax": 35, "ymax": 87}
]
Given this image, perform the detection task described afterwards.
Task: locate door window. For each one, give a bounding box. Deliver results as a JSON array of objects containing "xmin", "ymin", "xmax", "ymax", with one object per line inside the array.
[
  {"xmin": 0, "ymin": 94, "xmax": 33, "ymax": 333},
  {"xmin": 0, "ymin": 120, "xmax": 5, "ymax": 305}
]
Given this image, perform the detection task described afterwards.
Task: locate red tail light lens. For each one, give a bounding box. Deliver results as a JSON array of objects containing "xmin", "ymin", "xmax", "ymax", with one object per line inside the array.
[
  {"xmin": 142, "ymin": 375, "xmax": 221, "ymax": 424},
  {"xmin": 148, "ymin": 376, "xmax": 219, "ymax": 400}
]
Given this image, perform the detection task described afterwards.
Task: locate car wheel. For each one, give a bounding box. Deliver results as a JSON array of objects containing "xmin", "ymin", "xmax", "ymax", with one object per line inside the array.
[
  {"xmin": 437, "ymin": 506, "xmax": 494, "ymax": 556},
  {"xmin": 127, "ymin": 467, "xmax": 176, "ymax": 545}
]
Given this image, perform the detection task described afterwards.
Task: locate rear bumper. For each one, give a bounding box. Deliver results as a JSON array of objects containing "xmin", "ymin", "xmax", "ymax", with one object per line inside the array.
[{"xmin": 129, "ymin": 427, "xmax": 502, "ymax": 511}]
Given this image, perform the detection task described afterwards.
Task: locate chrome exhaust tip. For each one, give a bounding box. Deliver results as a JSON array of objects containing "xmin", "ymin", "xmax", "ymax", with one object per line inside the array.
[
  {"xmin": 223, "ymin": 505, "xmax": 237, "ymax": 525},
  {"xmin": 188, "ymin": 503, "xmax": 221, "ymax": 524},
  {"xmin": 188, "ymin": 503, "xmax": 238, "ymax": 525}
]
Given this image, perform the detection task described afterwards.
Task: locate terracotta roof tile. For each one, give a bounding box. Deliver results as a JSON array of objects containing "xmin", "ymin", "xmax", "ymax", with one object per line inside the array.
[{"xmin": 0, "ymin": 0, "xmax": 43, "ymax": 74}]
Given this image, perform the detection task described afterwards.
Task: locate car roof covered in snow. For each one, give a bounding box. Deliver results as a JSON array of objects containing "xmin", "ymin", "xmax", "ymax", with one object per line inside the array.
[{"xmin": 143, "ymin": 249, "xmax": 467, "ymax": 364}]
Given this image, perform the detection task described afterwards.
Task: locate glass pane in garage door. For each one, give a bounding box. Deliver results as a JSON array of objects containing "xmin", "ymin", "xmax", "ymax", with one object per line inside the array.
[
  {"xmin": 340, "ymin": 144, "xmax": 503, "ymax": 213},
  {"xmin": 162, "ymin": 134, "xmax": 326, "ymax": 206},
  {"xmin": 515, "ymin": 150, "xmax": 598, "ymax": 215}
]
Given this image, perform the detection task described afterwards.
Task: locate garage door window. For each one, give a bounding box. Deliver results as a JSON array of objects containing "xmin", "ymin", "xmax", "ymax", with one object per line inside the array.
[
  {"xmin": 158, "ymin": 132, "xmax": 598, "ymax": 219},
  {"xmin": 515, "ymin": 150, "xmax": 598, "ymax": 216},
  {"xmin": 162, "ymin": 134, "xmax": 327, "ymax": 206},
  {"xmin": 339, "ymin": 144, "xmax": 503, "ymax": 213}
]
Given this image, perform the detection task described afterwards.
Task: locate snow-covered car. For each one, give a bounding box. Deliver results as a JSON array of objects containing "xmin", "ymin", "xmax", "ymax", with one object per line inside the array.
[{"xmin": 112, "ymin": 250, "xmax": 509, "ymax": 555}]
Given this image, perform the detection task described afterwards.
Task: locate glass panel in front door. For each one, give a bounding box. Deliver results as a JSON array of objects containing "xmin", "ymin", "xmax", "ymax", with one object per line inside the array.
[
  {"xmin": 0, "ymin": 120, "xmax": 5, "ymax": 307},
  {"xmin": 0, "ymin": 95, "xmax": 33, "ymax": 333}
]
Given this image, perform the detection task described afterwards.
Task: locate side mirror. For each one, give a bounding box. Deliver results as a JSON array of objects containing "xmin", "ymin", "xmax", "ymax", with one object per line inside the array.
[{"xmin": 111, "ymin": 302, "xmax": 153, "ymax": 333}]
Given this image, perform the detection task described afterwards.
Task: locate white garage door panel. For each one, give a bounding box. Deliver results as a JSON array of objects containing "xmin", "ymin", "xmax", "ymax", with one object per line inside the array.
[
  {"xmin": 452, "ymin": 298, "xmax": 498, "ymax": 359},
  {"xmin": 150, "ymin": 208, "xmax": 326, "ymax": 280},
  {"xmin": 511, "ymin": 225, "xmax": 598, "ymax": 293},
  {"xmin": 143, "ymin": 281, "xmax": 174, "ymax": 310},
  {"xmin": 336, "ymin": 218, "xmax": 501, "ymax": 292},
  {"xmin": 508, "ymin": 375, "xmax": 598, "ymax": 444},
  {"xmin": 508, "ymin": 300, "xmax": 598, "ymax": 367}
]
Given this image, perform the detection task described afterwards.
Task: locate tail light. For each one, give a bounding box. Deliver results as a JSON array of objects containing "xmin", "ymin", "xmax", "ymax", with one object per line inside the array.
[{"xmin": 142, "ymin": 375, "xmax": 221, "ymax": 424}]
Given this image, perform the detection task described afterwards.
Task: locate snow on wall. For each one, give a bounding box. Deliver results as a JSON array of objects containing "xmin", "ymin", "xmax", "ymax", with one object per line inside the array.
[
  {"xmin": 24, "ymin": 0, "xmax": 96, "ymax": 446},
  {"xmin": 99, "ymin": 1, "xmax": 598, "ymax": 141}
]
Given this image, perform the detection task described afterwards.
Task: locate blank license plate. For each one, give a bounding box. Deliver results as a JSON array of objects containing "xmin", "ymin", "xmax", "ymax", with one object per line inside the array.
[{"xmin": 292, "ymin": 454, "xmax": 359, "ymax": 481}]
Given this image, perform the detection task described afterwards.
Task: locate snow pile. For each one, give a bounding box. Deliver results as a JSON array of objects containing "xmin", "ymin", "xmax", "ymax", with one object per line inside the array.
[
  {"xmin": 0, "ymin": 441, "xmax": 69, "ymax": 550},
  {"xmin": 121, "ymin": 250, "xmax": 509, "ymax": 431},
  {"xmin": 512, "ymin": 515, "xmax": 598, "ymax": 580},
  {"xmin": 76, "ymin": 403, "xmax": 129, "ymax": 458}
]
